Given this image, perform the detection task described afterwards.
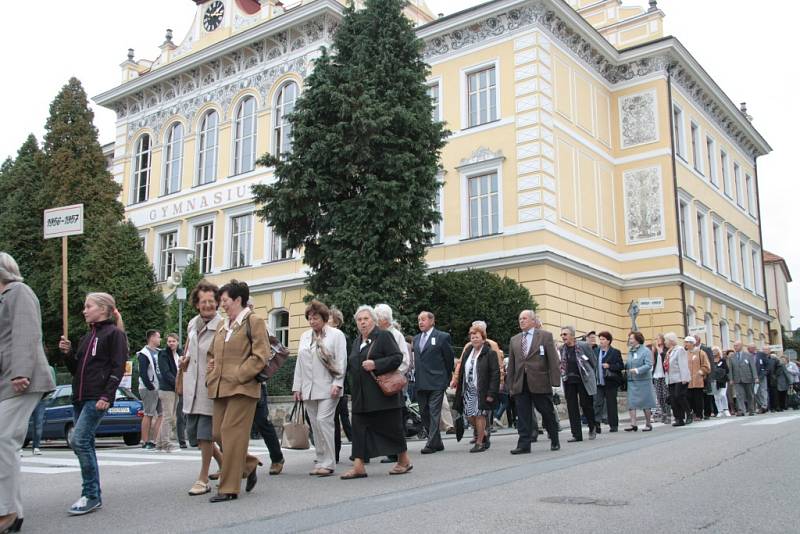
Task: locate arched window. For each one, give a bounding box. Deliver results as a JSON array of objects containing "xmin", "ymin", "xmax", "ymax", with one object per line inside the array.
[
  {"xmin": 719, "ymin": 320, "xmax": 730, "ymax": 350},
  {"xmin": 759, "ymin": 333, "xmax": 766, "ymax": 350},
  {"xmin": 132, "ymin": 134, "xmax": 151, "ymax": 204},
  {"xmin": 197, "ymin": 110, "xmax": 218, "ymax": 185},
  {"xmin": 273, "ymin": 81, "xmax": 298, "ymax": 158},
  {"xmin": 234, "ymin": 96, "xmax": 257, "ymax": 174},
  {"xmin": 271, "ymin": 310, "xmax": 290, "ymax": 347},
  {"xmin": 734, "ymin": 324, "xmax": 741, "ymax": 344},
  {"xmin": 704, "ymin": 314, "xmax": 713, "ymax": 346},
  {"xmin": 163, "ymin": 122, "xmax": 184, "ymax": 194},
  {"xmin": 686, "ymin": 306, "xmax": 697, "ymax": 335},
  {"xmin": 747, "ymin": 329, "xmax": 754, "ymax": 345}
]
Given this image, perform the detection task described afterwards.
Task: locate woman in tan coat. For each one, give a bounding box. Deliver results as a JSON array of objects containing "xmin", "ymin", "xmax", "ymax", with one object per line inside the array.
[
  {"xmin": 685, "ymin": 336, "xmax": 710, "ymax": 423},
  {"xmin": 206, "ymin": 280, "xmax": 268, "ymax": 502}
]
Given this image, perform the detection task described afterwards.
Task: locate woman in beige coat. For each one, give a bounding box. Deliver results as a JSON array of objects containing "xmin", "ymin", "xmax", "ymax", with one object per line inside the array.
[
  {"xmin": 206, "ymin": 280, "xmax": 268, "ymax": 502},
  {"xmin": 685, "ymin": 337, "xmax": 710, "ymax": 423},
  {"xmin": 0, "ymin": 252, "xmax": 56, "ymax": 532}
]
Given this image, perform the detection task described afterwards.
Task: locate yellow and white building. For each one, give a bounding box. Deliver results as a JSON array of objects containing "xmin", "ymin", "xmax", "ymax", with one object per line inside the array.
[{"xmin": 94, "ymin": 0, "xmax": 774, "ymax": 351}]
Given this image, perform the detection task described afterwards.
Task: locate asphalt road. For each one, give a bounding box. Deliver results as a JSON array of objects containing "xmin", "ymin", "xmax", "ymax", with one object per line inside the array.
[{"xmin": 19, "ymin": 411, "xmax": 800, "ymax": 533}]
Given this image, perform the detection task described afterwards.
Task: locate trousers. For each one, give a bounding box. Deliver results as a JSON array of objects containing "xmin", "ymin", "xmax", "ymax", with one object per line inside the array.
[
  {"xmin": 564, "ymin": 381, "xmax": 595, "ymax": 440},
  {"xmin": 252, "ymin": 387, "xmax": 283, "ymax": 464},
  {"xmin": 416, "ymin": 389, "xmax": 445, "ymax": 449},
  {"xmin": 72, "ymin": 400, "xmax": 108, "ymax": 500},
  {"xmin": 513, "ymin": 380, "xmax": 558, "ymax": 449},
  {"xmin": 334, "ymin": 395, "xmax": 352, "ymax": 462},
  {"xmin": 593, "ymin": 384, "xmax": 618, "ymax": 429},
  {"xmin": 688, "ymin": 388, "xmax": 705, "ymax": 419},
  {"xmin": 669, "ymin": 382, "xmax": 690, "ymax": 423},
  {"xmin": 734, "ymin": 383, "xmax": 755, "ymax": 414},
  {"xmin": 755, "ymin": 379, "xmax": 769, "ymax": 410},
  {"xmin": 305, "ymin": 398, "xmax": 338, "ymax": 471},
  {"xmin": 157, "ymin": 390, "xmax": 178, "ymax": 449},
  {"xmin": 712, "ymin": 382, "xmax": 729, "ymax": 413},
  {"xmin": 0, "ymin": 393, "xmax": 40, "ymax": 517},
  {"xmin": 212, "ymin": 395, "xmax": 260, "ymax": 495}
]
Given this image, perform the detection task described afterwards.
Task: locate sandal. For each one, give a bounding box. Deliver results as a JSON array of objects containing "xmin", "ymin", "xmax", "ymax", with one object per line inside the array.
[
  {"xmin": 188, "ymin": 481, "xmax": 211, "ymax": 496},
  {"xmin": 208, "ymin": 472, "xmax": 221, "ymax": 481},
  {"xmin": 340, "ymin": 470, "xmax": 368, "ymax": 480},
  {"xmin": 269, "ymin": 459, "xmax": 285, "ymax": 475},
  {"xmin": 642, "ymin": 424, "xmax": 653, "ymax": 432},
  {"xmin": 389, "ymin": 463, "xmax": 414, "ymax": 475}
]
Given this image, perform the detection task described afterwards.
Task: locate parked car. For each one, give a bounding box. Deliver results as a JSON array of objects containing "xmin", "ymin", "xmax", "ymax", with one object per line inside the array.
[{"xmin": 25, "ymin": 385, "xmax": 144, "ymax": 448}]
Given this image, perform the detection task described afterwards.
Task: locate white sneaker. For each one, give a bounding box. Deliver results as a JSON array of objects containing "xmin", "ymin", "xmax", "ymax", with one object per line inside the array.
[
  {"xmin": 33, "ymin": 447, "xmax": 42, "ymax": 456},
  {"xmin": 723, "ymin": 410, "xmax": 731, "ymax": 417}
]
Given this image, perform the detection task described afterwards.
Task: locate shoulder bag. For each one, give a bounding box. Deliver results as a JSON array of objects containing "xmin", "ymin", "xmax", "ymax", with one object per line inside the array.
[
  {"xmin": 281, "ymin": 400, "xmax": 310, "ymax": 450},
  {"xmin": 367, "ymin": 339, "xmax": 407, "ymax": 397},
  {"xmin": 243, "ymin": 314, "xmax": 290, "ymax": 383}
]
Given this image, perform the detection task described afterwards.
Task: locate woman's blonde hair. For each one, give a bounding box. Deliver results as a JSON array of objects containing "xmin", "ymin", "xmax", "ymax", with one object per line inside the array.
[{"xmin": 86, "ymin": 292, "xmax": 124, "ymax": 330}]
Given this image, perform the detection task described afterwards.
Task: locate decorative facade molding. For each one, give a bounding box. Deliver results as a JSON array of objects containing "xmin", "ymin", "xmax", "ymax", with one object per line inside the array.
[
  {"xmin": 619, "ymin": 89, "xmax": 658, "ymax": 149},
  {"xmin": 457, "ymin": 147, "xmax": 505, "ymax": 169},
  {"xmin": 623, "ymin": 166, "xmax": 665, "ymax": 244}
]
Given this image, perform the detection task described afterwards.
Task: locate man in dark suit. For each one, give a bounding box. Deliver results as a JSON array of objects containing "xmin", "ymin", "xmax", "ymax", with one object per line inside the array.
[
  {"xmin": 506, "ymin": 310, "xmax": 561, "ymax": 454},
  {"xmin": 593, "ymin": 331, "xmax": 623, "ymax": 433},
  {"xmin": 413, "ymin": 311, "xmax": 454, "ymax": 454},
  {"xmin": 728, "ymin": 340, "xmax": 758, "ymax": 415}
]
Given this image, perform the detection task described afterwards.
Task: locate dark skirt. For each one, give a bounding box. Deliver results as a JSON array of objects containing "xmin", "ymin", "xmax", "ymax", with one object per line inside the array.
[{"xmin": 351, "ymin": 408, "xmax": 407, "ymax": 460}]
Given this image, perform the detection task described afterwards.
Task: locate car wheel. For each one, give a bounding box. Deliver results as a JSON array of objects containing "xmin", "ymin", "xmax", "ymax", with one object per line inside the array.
[
  {"xmin": 65, "ymin": 424, "xmax": 75, "ymax": 449},
  {"xmin": 123, "ymin": 432, "xmax": 141, "ymax": 446}
]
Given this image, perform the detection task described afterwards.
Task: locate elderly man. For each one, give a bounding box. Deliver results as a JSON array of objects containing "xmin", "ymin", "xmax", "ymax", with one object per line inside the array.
[
  {"xmin": 558, "ymin": 326, "xmax": 597, "ymax": 442},
  {"xmin": 413, "ymin": 311, "xmax": 454, "ymax": 454},
  {"xmin": 750, "ymin": 343, "xmax": 770, "ymax": 413},
  {"xmin": 506, "ymin": 310, "xmax": 561, "ymax": 454},
  {"xmin": 728, "ymin": 341, "xmax": 758, "ymax": 416}
]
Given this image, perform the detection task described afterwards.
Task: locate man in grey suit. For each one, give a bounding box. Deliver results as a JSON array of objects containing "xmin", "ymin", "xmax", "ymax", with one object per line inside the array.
[
  {"xmin": 413, "ymin": 311, "xmax": 454, "ymax": 454},
  {"xmin": 728, "ymin": 340, "xmax": 758, "ymax": 416},
  {"xmin": 506, "ymin": 310, "xmax": 561, "ymax": 454}
]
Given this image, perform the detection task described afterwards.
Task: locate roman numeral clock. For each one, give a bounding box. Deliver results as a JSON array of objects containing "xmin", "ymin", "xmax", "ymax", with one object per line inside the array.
[{"xmin": 203, "ymin": 0, "xmax": 225, "ymax": 32}]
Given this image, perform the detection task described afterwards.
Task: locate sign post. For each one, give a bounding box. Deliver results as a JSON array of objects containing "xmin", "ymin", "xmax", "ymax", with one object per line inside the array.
[{"xmin": 43, "ymin": 204, "xmax": 84, "ymax": 339}]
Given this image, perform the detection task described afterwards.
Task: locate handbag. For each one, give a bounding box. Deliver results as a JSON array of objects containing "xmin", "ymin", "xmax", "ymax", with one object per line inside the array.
[
  {"xmin": 366, "ymin": 338, "xmax": 407, "ymax": 397},
  {"xmin": 281, "ymin": 400, "xmax": 310, "ymax": 450},
  {"xmin": 242, "ymin": 314, "xmax": 289, "ymax": 383}
]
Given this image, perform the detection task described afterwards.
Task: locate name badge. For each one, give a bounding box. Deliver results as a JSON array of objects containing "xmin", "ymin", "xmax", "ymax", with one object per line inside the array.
[
  {"xmin": 431, "ymin": 337, "xmax": 436, "ymax": 346},
  {"xmin": 744, "ymin": 359, "xmax": 748, "ymax": 365},
  {"xmin": 582, "ymin": 354, "xmax": 589, "ymax": 361},
  {"xmin": 539, "ymin": 345, "xmax": 545, "ymax": 356}
]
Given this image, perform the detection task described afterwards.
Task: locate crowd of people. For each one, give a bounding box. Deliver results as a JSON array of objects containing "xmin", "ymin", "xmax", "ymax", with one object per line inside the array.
[{"xmin": 2, "ymin": 245, "xmax": 800, "ymax": 530}]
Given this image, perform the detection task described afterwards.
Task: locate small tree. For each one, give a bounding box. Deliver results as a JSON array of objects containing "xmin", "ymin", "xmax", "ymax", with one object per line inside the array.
[
  {"xmin": 164, "ymin": 260, "xmax": 203, "ymax": 345},
  {"xmin": 420, "ymin": 270, "xmax": 536, "ymax": 351}
]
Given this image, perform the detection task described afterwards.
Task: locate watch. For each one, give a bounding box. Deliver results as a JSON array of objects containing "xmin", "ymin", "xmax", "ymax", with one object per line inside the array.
[{"xmin": 203, "ymin": 0, "xmax": 225, "ymax": 32}]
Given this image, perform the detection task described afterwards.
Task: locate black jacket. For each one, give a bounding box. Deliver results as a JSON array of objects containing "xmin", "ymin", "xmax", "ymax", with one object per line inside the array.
[
  {"xmin": 594, "ymin": 346, "xmax": 624, "ymax": 386},
  {"xmin": 348, "ymin": 327, "xmax": 403, "ymax": 414},
  {"xmin": 412, "ymin": 328, "xmax": 455, "ymax": 391},
  {"xmin": 157, "ymin": 347, "xmax": 181, "ymax": 392},
  {"xmin": 453, "ymin": 342, "xmax": 500, "ymax": 413},
  {"xmin": 66, "ymin": 319, "xmax": 129, "ymax": 405}
]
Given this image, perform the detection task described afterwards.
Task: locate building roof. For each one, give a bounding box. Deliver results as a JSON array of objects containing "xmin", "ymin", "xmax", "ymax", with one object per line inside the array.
[{"xmin": 764, "ymin": 250, "xmax": 792, "ymax": 282}]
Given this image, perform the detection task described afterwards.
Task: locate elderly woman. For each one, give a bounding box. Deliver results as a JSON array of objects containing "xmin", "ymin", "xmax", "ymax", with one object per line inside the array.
[
  {"xmin": 292, "ymin": 300, "xmax": 347, "ymax": 477},
  {"xmin": 651, "ymin": 333, "xmax": 671, "ymax": 424},
  {"xmin": 58, "ymin": 292, "xmax": 128, "ymax": 516},
  {"xmin": 453, "ymin": 324, "xmax": 499, "ymax": 452},
  {"xmin": 776, "ymin": 356, "xmax": 794, "ymax": 411},
  {"xmin": 340, "ymin": 305, "xmax": 411, "ymax": 479},
  {"xmin": 665, "ymin": 332, "xmax": 691, "ymax": 426},
  {"xmin": 686, "ymin": 336, "xmax": 710, "ymax": 422},
  {"xmin": 710, "ymin": 347, "xmax": 730, "ymax": 417},
  {"xmin": 0, "ymin": 252, "xmax": 56, "ymax": 531},
  {"xmin": 206, "ymin": 280, "xmax": 267, "ymax": 502},
  {"xmin": 624, "ymin": 332, "xmax": 656, "ymax": 432}
]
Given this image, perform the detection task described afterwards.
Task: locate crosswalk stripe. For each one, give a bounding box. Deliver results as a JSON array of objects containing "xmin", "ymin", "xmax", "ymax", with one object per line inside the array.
[
  {"xmin": 96, "ymin": 452, "xmax": 200, "ymax": 461},
  {"xmin": 685, "ymin": 419, "xmax": 737, "ymax": 428},
  {"xmin": 21, "ymin": 466, "xmax": 82, "ymax": 474},
  {"xmin": 22, "ymin": 456, "xmax": 159, "ymax": 467},
  {"xmin": 743, "ymin": 414, "xmax": 800, "ymax": 426}
]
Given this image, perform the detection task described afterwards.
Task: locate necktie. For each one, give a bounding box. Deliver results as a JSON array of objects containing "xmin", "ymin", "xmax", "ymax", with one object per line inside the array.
[
  {"xmin": 421, "ymin": 332, "xmax": 428, "ymax": 350},
  {"xmin": 521, "ymin": 331, "xmax": 529, "ymax": 356}
]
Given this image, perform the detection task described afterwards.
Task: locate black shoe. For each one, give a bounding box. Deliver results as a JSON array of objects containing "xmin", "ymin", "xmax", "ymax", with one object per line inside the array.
[
  {"xmin": 550, "ymin": 442, "xmax": 560, "ymax": 451},
  {"xmin": 595, "ymin": 425, "xmax": 602, "ymax": 434},
  {"xmin": 8, "ymin": 517, "xmax": 23, "ymax": 533},
  {"xmin": 537, "ymin": 429, "xmax": 544, "ymax": 435},
  {"xmin": 510, "ymin": 447, "xmax": 531, "ymax": 455},
  {"xmin": 567, "ymin": 437, "xmax": 582, "ymax": 443},
  {"xmin": 609, "ymin": 427, "xmax": 619, "ymax": 432},
  {"xmin": 672, "ymin": 421, "xmax": 686, "ymax": 427},
  {"xmin": 420, "ymin": 446, "xmax": 443, "ymax": 454},
  {"xmin": 469, "ymin": 444, "xmax": 486, "ymax": 453},
  {"xmin": 588, "ymin": 430, "xmax": 596, "ymax": 440},
  {"xmin": 245, "ymin": 468, "xmax": 258, "ymax": 492},
  {"xmin": 624, "ymin": 426, "xmax": 638, "ymax": 432},
  {"xmin": 179, "ymin": 443, "xmax": 188, "ymax": 449},
  {"xmin": 686, "ymin": 416, "xmax": 693, "ymax": 425},
  {"xmin": 209, "ymin": 493, "xmax": 238, "ymax": 503}
]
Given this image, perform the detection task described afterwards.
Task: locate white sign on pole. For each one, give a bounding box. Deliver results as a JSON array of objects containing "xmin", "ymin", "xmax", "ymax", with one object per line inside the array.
[
  {"xmin": 768, "ymin": 344, "xmax": 783, "ymax": 353},
  {"xmin": 43, "ymin": 204, "xmax": 84, "ymax": 239},
  {"xmin": 688, "ymin": 325, "xmax": 706, "ymax": 336},
  {"xmin": 638, "ymin": 298, "xmax": 664, "ymax": 310}
]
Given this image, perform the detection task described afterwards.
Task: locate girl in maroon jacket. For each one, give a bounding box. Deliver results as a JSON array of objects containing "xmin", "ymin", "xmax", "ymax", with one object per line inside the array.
[{"xmin": 59, "ymin": 292, "xmax": 128, "ymax": 516}]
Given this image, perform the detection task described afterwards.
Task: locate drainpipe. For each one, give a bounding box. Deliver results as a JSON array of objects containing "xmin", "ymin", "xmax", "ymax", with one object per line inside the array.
[{"xmin": 666, "ymin": 67, "xmax": 688, "ymax": 336}]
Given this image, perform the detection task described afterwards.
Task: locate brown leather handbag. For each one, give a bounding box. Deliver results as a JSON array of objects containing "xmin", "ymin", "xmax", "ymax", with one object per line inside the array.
[{"xmin": 367, "ymin": 341, "xmax": 407, "ymax": 397}]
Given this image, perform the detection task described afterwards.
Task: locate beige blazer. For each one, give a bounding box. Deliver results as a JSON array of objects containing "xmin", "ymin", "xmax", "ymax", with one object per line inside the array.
[
  {"xmin": 292, "ymin": 325, "xmax": 347, "ymax": 400},
  {"xmin": 206, "ymin": 310, "xmax": 268, "ymax": 400},
  {"xmin": 182, "ymin": 313, "xmax": 221, "ymax": 416}
]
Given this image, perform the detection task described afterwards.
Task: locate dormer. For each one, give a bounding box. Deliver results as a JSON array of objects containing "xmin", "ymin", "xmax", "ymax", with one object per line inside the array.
[{"xmin": 567, "ymin": 0, "xmax": 665, "ymax": 49}]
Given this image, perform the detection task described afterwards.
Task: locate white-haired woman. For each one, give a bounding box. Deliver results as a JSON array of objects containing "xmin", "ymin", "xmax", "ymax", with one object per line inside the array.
[
  {"xmin": 0, "ymin": 252, "xmax": 56, "ymax": 532},
  {"xmin": 664, "ymin": 332, "xmax": 691, "ymax": 427},
  {"xmin": 374, "ymin": 303, "xmax": 410, "ymax": 464},
  {"xmin": 58, "ymin": 292, "xmax": 128, "ymax": 515},
  {"xmin": 340, "ymin": 306, "xmax": 411, "ymax": 479}
]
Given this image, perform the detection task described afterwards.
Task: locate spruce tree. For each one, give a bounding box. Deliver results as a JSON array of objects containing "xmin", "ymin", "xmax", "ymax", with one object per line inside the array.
[{"xmin": 253, "ymin": 0, "xmax": 448, "ymax": 333}]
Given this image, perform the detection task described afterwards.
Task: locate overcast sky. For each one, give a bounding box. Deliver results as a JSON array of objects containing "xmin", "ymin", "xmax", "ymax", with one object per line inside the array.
[{"xmin": 1, "ymin": 1, "xmax": 796, "ymax": 329}]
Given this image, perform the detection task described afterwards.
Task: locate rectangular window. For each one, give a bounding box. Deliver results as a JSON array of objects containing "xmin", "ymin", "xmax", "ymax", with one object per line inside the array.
[
  {"xmin": 727, "ymin": 231, "xmax": 737, "ymax": 282},
  {"xmin": 712, "ymin": 222, "xmax": 723, "ymax": 274},
  {"xmin": 734, "ymin": 163, "xmax": 743, "ymax": 207},
  {"xmin": 158, "ymin": 231, "xmax": 177, "ymax": 281},
  {"xmin": 696, "ymin": 211, "xmax": 707, "ymax": 266},
  {"xmin": 467, "ymin": 67, "xmax": 497, "ymax": 128},
  {"xmin": 740, "ymin": 240, "xmax": 750, "ymax": 289},
  {"xmin": 706, "ymin": 137, "xmax": 717, "ymax": 186},
  {"xmin": 468, "ymin": 173, "xmax": 499, "ymax": 238},
  {"xmin": 428, "ymin": 82, "xmax": 440, "ymax": 122},
  {"xmin": 721, "ymin": 150, "xmax": 731, "ymax": 198},
  {"xmin": 751, "ymin": 249, "xmax": 760, "ymax": 294},
  {"xmin": 229, "ymin": 214, "xmax": 252, "ymax": 269},
  {"xmin": 267, "ymin": 227, "xmax": 291, "ymax": 262},
  {"xmin": 194, "ymin": 223, "xmax": 214, "ymax": 274},
  {"xmin": 679, "ymin": 200, "xmax": 690, "ymax": 258},
  {"xmin": 745, "ymin": 175, "xmax": 756, "ymax": 216},
  {"xmin": 672, "ymin": 105, "xmax": 685, "ymax": 158},
  {"xmin": 691, "ymin": 122, "xmax": 702, "ymax": 174}
]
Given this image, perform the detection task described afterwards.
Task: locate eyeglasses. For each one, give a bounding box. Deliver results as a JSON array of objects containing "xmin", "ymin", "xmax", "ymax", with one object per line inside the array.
[{"xmin": 560, "ymin": 333, "xmax": 569, "ymax": 337}]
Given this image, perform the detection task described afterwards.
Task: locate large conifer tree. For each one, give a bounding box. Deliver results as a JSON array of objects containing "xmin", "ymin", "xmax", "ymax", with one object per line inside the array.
[{"xmin": 253, "ymin": 0, "xmax": 448, "ymax": 330}]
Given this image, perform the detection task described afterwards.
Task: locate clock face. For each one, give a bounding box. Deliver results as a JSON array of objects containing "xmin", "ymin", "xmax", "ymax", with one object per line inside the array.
[{"xmin": 203, "ymin": 1, "xmax": 225, "ymax": 32}]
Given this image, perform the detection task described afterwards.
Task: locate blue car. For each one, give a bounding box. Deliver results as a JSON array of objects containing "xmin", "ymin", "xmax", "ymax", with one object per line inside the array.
[{"xmin": 25, "ymin": 385, "xmax": 144, "ymax": 448}]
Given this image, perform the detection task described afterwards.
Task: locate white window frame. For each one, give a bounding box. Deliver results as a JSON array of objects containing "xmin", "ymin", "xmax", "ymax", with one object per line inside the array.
[
  {"xmin": 751, "ymin": 245, "xmax": 763, "ymax": 296},
  {"xmin": 197, "ymin": 110, "xmax": 219, "ymax": 185},
  {"xmin": 720, "ymin": 149, "xmax": 732, "ymax": 198},
  {"xmin": 726, "ymin": 227, "xmax": 739, "ymax": 284},
  {"xmin": 711, "ymin": 218, "xmax": 724, "ymax": 275},
  {"xmin": 745, "ymin": 174, "xmax": 756, "ymax": 217},
  {"xmin": 162, "ymin": 122, "xmax": 184, "ymax": 196},
  {"xmin": 747, "ymin": 329, "xmax": 754, "ymax": 345},
  {"xmin": 690, "ymin": 121, "xmax": 703, "ymax": 174},
  {"xmin": 155, "ymin": 225, "xmax": 180, "ymax": 282},
  {"xmin": 739, "ymin": 237, "xmax": 751, "ymax": 290},
  {"xmin": 706, "ymin": 136, "xmax": 717, "ymax": 186},
  {"xmin": 461, "ymin": 59, "xmax": 500, "ymax": 130},
  {"xmin": 265, "ymin": 225, "xmax": 292, "ymax": 262},
  {"xmin": 273, "ymin": 81, "xmax": 299, "ymax": 159},
  {"xmin": 687, "ymin": 306, "xmax": 697, "ymax": 329},
  {"xmin": 704, "ymin": 313, "xmax": 714, "ymax": 345},
  {"xmin": 672, "ymin": 104, "xmax": 686, "ymax": 160},
  {"xmin": 225, "ymin": 208, "xmax": 254, "ymax": 270},
  {"xmin": 269, "ymin": 309, "xmax": 290, "ymax": 347},
  {"xmin": 734, "ymin": 324, "xmax": 741, "ymax": 343},
  {"xmin": 131, "ymin": 134, "xmax": 152, "ymax": 204},
  {"xmin": 678, "ymin": 192, "xmax": 693, "ymax": 259},
  {"xmin": 233, "ymin": 95, "xmax": 257, "ymax": 175},
  {"xmin": 458, "ymin": 155, "xmax": 504, "ymax": 240},
  {"xmin": 431, "ymin": 176, "xmax": 444, "ymax": 245},
  {"xmin": 695, "ymin": 205, "xmax": 709, "ymax": 267},
  {"xmin": 733, "ymin": 162, "xmax": 744, "ymax": 208},
  {"xmin": 191, "ymin": 218, "xmax": 215, "ymax": 275},
  {"xmin": 720, "ymin": 319, "xmax": 730, "ymax": 350},
  {"xmin": 427, "ymin": 77, "xmax": 442, "ymax": 122}
]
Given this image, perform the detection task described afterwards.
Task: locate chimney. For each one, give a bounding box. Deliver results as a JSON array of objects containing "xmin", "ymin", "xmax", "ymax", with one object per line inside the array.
[
  {"xmin": 648, "ymin": 0, "xmax": 658, "ymax": 12},
  {"xmin": 740, "ymin": 102, "xmax": 753, "ymax": 122}
]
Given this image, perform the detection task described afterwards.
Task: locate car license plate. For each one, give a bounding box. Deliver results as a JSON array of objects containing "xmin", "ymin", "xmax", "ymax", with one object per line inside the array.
[{"xmin": 108, "ymin": 407, "xmax": 129, "ymax": 414}]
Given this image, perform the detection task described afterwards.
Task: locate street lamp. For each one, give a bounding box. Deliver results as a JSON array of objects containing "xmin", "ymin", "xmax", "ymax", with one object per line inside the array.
[{"xmin": 166, "ymin": 246, "xmax": 194, "ymax": 348}]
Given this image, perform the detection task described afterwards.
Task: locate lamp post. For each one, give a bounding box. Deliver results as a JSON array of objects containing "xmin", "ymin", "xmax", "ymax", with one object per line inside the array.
[{"xmin": 166, "ymin": 247, "xmax": 194, "ymax": 348}]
